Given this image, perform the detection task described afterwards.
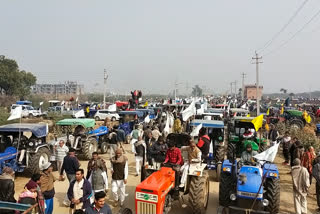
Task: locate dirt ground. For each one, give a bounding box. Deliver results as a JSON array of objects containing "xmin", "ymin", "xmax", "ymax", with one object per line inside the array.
[{"xmin": 14, "ymin": 144, "xmax": 319, "ymax": 214}]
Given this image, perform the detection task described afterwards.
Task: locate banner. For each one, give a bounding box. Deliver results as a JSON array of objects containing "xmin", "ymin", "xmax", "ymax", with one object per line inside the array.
[
  {"xmin": 8, "ymin": 106, "xmax": 22, "ymax": 121},
  {"xmin": 254, "ymin": 142, "xmax": 280, "ymax": 163},
  {"xmin": 75, "ymin": 109, "xmax": 85, "ymax": 118},
  {"xmin": 182, "ymin": 100, "xmax": 196, "ymax": 121},
  {"xmin": 190, "ymin": 123, "xmax": 202, "ymax": 137},
  {"xmin": 108, "ymin": 104, "xmax": 117, "ymax": 112}
]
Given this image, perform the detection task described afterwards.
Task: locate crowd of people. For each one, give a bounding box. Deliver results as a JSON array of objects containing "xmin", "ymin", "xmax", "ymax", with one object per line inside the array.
[{"xmin": 0, "ymin": 106, "xmax": 320, "ymax": 214}]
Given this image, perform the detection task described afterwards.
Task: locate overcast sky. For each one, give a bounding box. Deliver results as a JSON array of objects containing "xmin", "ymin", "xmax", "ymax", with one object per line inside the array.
[{"xmin": 1, "ymin": 0, "xmax": 319, "ymax": 95}]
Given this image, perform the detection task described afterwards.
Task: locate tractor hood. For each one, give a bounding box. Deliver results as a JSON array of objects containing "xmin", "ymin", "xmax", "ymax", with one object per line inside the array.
[
  {"xmin": 237, "ymin": 166, "xmax": 263, "ymax": 200},
  {"xmin": 88, "ymin": 126, "xmax": 108, "ymax": 136}
]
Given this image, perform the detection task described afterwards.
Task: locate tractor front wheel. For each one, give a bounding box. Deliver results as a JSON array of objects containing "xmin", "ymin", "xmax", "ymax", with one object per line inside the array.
[
  {"xmin": 188, "ymin": 172, "xmax": 209, "ymax": 214},
  {"xmin": 219, "ymin": 171, "xmax": 234, "ymax": 207},
  {"xmin": 83, "ymin": 138, "xmax": 98, "ymax": 160},
  {"xmin": 29, "ymin": 147, "xmax": 51, "ymax": 174},
  {"xmin": 227, "ymin": 143, "xmax": 235, "ymax": 160},
  {"xmin": 264, "ymin": 178, "xmax": 280, "ymax": 213},
  {"xmin": 100, "ymin": 142, "xmax": 108, "ymax": 154}
]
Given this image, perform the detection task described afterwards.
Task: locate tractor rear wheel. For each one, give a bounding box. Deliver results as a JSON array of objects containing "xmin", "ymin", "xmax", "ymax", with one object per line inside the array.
[
  {"xmin": 227, "ymin": 143, "xmax": 235, "ymax": 160},
  {"xmin": 188, "ymin": 172, "xmax": 209, "ymax": 214},
  {"xmin": 289, "ymin": 119, "xmax": 304, "ymax": 130},
  {"xmin": 29, "ymin": 147, "xmax": 51, "ymax": 174},
  {"xmin": 264, "ymin": 178, "xmax": 280, "ymax": 213},
  {"xmin": 83, "ymin": 138, "xmax": 98, "ymax": 160},
  {"xmin": 215, "ymin": 146, "xmax": 225, "ymax": 162},
  {"xmin": 100, "ymin": 142, "xmax": 108, "ymax": 154},
  {"xmin": 219, "ymin": 171, "xmax": 234, "ymax": 207}
]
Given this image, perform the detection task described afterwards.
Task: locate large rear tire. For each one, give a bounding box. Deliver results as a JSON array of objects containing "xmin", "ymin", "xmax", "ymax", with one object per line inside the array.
[
  {"xmin": 216, "ymin": 163, "xmax": 222, "ymax": 182},
  {"xmin": 188, "ymin": 172, "xmax": 209, "ymax": 214},
  {"xmin": 289, "ymin": 119, "xmax": 304, "ymax": 130},
  {"xmin": 226, "ymin": 143, "xmax": 235, "ymax": 160},
  {"xmin": 29, "ymin": 147, "xmax": 51, "ymax": 174},
  {"xmin": 219, "ymin": 172, "xmax": 234, "ymax": 207},
  {"xmin": 264, "ymin": 178, "xmax": 280, "ymax": 213},
  {"xmin": 83, "ymin": 138, "xmax": 98, "ymax": 160},
  {"xmin": 215, "ymin": 146, "xmax": 225, "ymax": 162}
]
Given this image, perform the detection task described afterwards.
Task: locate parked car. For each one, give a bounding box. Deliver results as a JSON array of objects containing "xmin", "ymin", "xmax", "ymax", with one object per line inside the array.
[
  {"xmin": 11, "ymin": 104, "xmax": 42, "ymax": 118},
  {"xmin": 94, "ymin": 110, "xmax": 120, "ymax": 121}
]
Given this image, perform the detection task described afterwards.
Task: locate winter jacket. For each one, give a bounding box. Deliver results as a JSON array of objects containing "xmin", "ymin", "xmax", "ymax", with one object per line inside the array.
[
  {"xmin": 67, "ymin": 179, "xmax": 92, "ymax": 210},
  {"xmin": 85, "ymin": 203, "xmax": 112, "ymax": 214},
  {"xmin": 0, "ymin": 173, "xmax": 16, "ymax": 214},
  {"xmin": 197, "ymin": 135, "xmax": 210, "ymax": 160},
  {"xmin": 150, "ymin": 142, "xmax": 168, "ymax": 163}
]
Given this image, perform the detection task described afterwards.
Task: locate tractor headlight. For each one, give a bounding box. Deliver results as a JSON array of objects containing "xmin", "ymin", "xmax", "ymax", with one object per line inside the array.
[
  {"xmin": 230, "ymin": 194, "xmax": 236, "ymax": 201},
  {"xmin": 28, "ymin": 142, "xmax": 34, "ymax": 147},
  {"xmin": 223, "ymin": 167, "xmax": 231, "ymax": 172},
  {"xmin": 262, "ymin": 199, "xmax": 269, "ymax": 206},
  {"xmin": 269, "ymin": 172, "xmax": 278, "ymax": 178}
]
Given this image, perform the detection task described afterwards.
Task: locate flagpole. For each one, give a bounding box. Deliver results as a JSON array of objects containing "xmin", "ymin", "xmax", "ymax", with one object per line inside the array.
[{"xmin": 16, "ymin": 114, "xmax": 22, "ymax": 162}]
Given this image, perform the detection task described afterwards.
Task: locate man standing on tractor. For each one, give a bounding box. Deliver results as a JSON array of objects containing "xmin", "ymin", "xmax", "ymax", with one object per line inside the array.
[
  {"xmin": 86, "ymin": 152, "xmax": 108, "ymax": 195},
  {"xmin": 197, "ymin": 127, "xmax": 210, "ymax": 161},
  {"xmin": 163, "ymin": 141, "xmax": 183, "ymax": 189},
  {"xmin": 179, "ymin": 141, "xmax": 201, "ymax": 188},
  {"xmin": 241, "ymin": 144, "xmax": 258, "ymax": 163},
  {"xmin": 110, "ymin": 148, "xmax": 128, "ymax": 207}
]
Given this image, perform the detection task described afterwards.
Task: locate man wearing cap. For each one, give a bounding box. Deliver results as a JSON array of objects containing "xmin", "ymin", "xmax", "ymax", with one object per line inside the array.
[
  {"xmin": 291, "ymin": 158, "xmax": 310, "ymax": 214},
  {"xmin": 40, "ymin": 162, "xmax": 56, "ymax": 214},
  {"xmin": 110, "ymin": 148, "xmax": 128, "ymax": 207},
  {"xmin": 60, "ymin": 148, "xmax": 80, "ymax": 206}
]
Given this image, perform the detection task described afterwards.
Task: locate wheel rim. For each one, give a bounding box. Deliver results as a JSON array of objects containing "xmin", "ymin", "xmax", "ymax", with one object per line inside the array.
[
  {"xmin": 291, "ymin": 124, "xmax": 300, "ymax": 130},
  {"xmin": 39, "ymin": 152, "xmax": 49, "ymax": 170}
]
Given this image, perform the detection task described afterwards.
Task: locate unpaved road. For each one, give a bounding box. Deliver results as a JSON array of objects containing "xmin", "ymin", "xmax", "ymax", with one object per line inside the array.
[{"xmin": 14, "ymin": 144, "xmax": 319, "ymax": 214}]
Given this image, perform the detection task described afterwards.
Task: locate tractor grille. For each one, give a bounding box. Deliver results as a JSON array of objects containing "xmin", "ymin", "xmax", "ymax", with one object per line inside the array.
[{"xmin": 137, "ymin": 201, "xmax": 157, "ymax": 214}]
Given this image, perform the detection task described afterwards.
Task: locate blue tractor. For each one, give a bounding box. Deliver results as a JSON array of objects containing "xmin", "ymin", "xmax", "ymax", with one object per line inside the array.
[
  {"xmin": 87, "ymin": 126, "xmax": 109, "ymax": 154},
  {"xmin": 218, "ymin": 159, "xmax": 280, "ymax": 214},
  {"xmin": 0, "ymin": 123, "xmax": 52, "ymax": 174},
  {"xmin": 190, "ymin": 119, "xmax": 225, "ymax": 181}
]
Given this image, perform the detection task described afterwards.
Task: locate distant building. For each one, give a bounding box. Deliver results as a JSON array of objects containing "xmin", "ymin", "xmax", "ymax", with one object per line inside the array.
[
  {"xmin": 244, "ymin": 85, "xmax": 263, "ymax": 99},
  {"xmin": 31, "ymin": 81, "xmax": 84, "ymax": 95}
]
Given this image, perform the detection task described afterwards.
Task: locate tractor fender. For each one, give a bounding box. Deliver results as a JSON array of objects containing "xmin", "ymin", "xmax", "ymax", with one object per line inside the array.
[
  {"xmin": 222, "ymin": 160, "xmax": 233, "ymax": 174},
  {"xmin": 263, "ymin": 163, "xmax": 279, "ymax": 179},
  {"xmin": 34, "ymin": 144, "xmax": 51, "ymax": 153}
]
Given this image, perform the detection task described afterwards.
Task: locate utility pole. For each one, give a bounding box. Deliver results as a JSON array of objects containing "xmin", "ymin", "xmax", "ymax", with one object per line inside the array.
[
  {"xmin": 103, "ymin": 69, "xmax": 108, "ymax": 109},
  {"xmin": 230, "ymin": 82, "xmax": 233, "ymax": 97},
  {"xmin": 252, "ymin": 51, "xmax": 263, "ymax": 115},
  {"xmin": 241, "ymin": 72, "xmax": 247, "ymax": 100},
  {"xmin": 234, "ymin": 81, "xmax": 237, "ymax": 98}
]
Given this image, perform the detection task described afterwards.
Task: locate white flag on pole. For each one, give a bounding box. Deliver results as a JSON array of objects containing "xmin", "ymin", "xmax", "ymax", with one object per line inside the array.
[
  {"xmin": 144, "ymin": 115, "xmax": 150, "ymax": 124},
  {"xmin": 253, "ymin": 142, "xmax": 280, "ymax": 163},
  {"xmin": 164, "ymin": 114, "xmax": 171, "ymax": 134},
  {"xmin": 182, "ymin": 100, "xmax": 196, "ymax": 121},
  {"xmin": 76, "ymin": 97, "xmax": 79, "ymax": 102},
  {"xmin": 39, "ymin": 102, "xmax": 44, "ymax": 106},
  {"xmin": 190, "ymin": 123, "xmax": 202, "ymax": 137},
  {"xmin": 75, "ymin": 109, "xmax": 85, "ymax": 118},
  {"xmin": 8, "ymin": 106, "xmax": 22, "ymax": 121},
  {"xmin": 108, "ymin": 104, "xmax": 117, "ymax": 112}
]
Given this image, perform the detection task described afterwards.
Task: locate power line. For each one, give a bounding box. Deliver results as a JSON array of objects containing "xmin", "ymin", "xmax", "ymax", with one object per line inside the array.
[
  {"xmin": 257, "ymin": 0, "xmax": 310, "ymax": 54},
  {"xmin": 264, "ymin": 6, "xmax": 320, "ymax": 57}
]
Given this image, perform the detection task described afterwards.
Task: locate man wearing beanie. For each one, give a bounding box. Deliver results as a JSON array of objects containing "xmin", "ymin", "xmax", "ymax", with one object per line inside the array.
[{"xmin": 291, "ymin": 158, "xmax": 310, "ymax": 214}]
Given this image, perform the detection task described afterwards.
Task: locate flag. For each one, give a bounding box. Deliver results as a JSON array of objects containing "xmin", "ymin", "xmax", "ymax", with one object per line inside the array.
[
  {"xmin": 8, "ymin": 106, "xmax": 22, "ymax": 121},
  {"xmin": 303, "ymin": 110, "xmax": 312, "ymax": 123},
  {"xmin": 75, "ymin": 109, "xmax": 85, "ymax": 118},
  {"xmin": 164, "ymin": 114, "xmax": 170, "ymax": 134},
  {"xmin": 76, "ymin": 97, "xmax": 79, "ymax": 102},
  {"xmin": 144, "ymin": 115, "xmax": 150, "ymax": 123},
  {"xmin": 182, "ymin": 100, "xmax": 196, "ymax": 121},
  {"xmin": 280, "ymin": 106, "xmax": 284, "ymax": 115},
  {"xmin": 108, "ymin": 104, "xmax": 117, "ymax": 112},
  {"xmin": 251, "ymin": 114, "xmax": 264, "ymax": 131},
  {"xmin": 254, "ymin": 142, "xmax": 280, "ymax": 163},
  {"xmin": 191, "ymin": 123, "xmax": 202, "ymax": 137},
  {"xmin": 39, "ymin": 102, "xmax": 44, "ymax": 106},
  {"xmin": 246, "ymin": 113, "xmax": 251, "ymax": 117},
  {"xmin": 143, "ymin": 101, "xmax": 148, "ymax": 107},
  {"xmin": 266, "ymin": 108, "xmax": 270, "ymax": 115}
]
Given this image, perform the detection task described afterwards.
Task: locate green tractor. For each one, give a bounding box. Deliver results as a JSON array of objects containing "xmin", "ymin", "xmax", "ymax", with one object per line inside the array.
[{"xmin": 226, "ymin": 116, "xmax": 267, "ymax": 160}]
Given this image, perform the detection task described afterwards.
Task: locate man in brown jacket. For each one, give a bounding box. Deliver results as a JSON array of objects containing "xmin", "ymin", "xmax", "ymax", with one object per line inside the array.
[
  {"xmin": 291, "ymin": 158, "xmax": 310, "ymax": 214},
  {"xmin": 40, "ymin": 162, "xmax": 57, "ymax": 214},
  {"xmin": 179, "ymin": 141, "xmax": 201, "ymax": 188}
]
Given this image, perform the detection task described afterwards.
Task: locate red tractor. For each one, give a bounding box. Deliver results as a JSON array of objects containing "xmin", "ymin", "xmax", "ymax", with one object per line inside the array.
[{"xmin": 119, "ymin": 165, "xmax": 209, "ymax": 214}]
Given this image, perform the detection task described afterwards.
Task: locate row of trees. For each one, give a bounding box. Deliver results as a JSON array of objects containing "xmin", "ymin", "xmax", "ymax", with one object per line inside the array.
[{"xmin": 0, "ymin": 55, "xmax": 36, "ymax": 98}]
